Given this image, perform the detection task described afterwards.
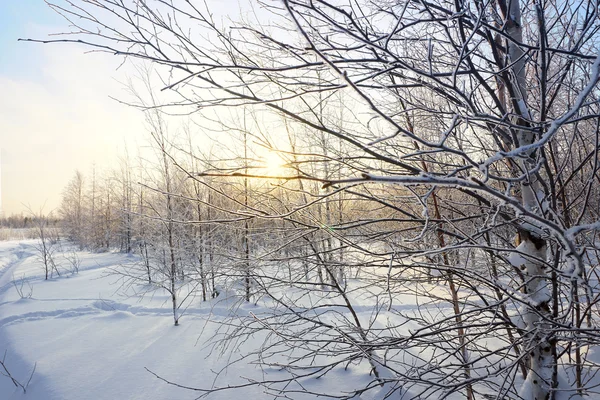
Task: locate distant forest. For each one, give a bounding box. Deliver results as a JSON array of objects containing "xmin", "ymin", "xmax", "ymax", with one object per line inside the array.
[{"xmin": 0, "ymin": 214, "xmax": 60, "ymax": 230}]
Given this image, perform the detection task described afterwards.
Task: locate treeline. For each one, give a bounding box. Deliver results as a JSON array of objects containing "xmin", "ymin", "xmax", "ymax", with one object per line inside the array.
[
  {"xmin": 0, "ymin": 214, "xmax": 60, "ymax": 230},
  {"xmin": 57, "ymin": 124, "xmax": 368, "ymax": 323}
]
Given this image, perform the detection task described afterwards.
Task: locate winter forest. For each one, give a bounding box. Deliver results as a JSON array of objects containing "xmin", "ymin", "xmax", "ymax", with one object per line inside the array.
[{"xmin": 2, "ymin": 0, "xmax": 600, "ymax": 399}]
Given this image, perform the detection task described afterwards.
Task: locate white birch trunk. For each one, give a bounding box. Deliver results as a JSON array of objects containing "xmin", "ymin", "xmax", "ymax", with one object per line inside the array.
[{"xmin": 505, "ymin": 1, "xmax": 553, "ymax": 398}]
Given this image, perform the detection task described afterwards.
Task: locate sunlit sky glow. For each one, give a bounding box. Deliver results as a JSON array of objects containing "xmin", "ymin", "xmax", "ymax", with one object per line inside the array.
[
  {"xmin": 0, "ymin": 0, "xmax": 147, "ymax": 216},
  {"xmin": 0, "ymin": 1, "xmax": 297, "ymax": 216}
]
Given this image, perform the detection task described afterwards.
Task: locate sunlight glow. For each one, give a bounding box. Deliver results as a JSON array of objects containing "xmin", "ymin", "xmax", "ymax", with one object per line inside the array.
[{"xmin": 262, "ymin": 151, "xmax": 287, "ymax": 176}]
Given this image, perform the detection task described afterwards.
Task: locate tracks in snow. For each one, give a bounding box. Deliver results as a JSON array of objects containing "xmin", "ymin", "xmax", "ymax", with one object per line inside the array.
[{"xmin": 0, "ymin": 298, "xmax": 238, "ymax": 328}]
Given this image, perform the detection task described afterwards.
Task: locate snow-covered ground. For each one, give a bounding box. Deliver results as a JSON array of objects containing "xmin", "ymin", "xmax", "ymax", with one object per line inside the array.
[
  {"xmin": 0, "ymin": 240, "xmax": 380, "ymax": 400},
  {"xmin": 2, "ymin": 240, "xmax": 597, "ymax": 400},
  {"xmin": 0, "ymin": 240, "xmax": 273, "ymax": 400}
]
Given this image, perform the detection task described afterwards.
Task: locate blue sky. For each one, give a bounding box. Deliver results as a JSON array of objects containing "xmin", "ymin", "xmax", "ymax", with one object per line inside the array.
[
  {"xmin": 0, "ymin": 0, "xmax": 63, "ymax": 78},
  {"xmin": 0, "ymin": 1, "xmax": 146, "ymax": 215}
]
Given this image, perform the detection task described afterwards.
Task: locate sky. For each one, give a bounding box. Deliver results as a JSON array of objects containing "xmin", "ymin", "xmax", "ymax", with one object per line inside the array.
[{"xmin": 0, "ymin": 0, "xmax": 147, "ymax": 216}]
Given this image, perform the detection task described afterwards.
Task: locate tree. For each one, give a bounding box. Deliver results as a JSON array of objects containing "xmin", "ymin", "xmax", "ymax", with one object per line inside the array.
[
  {"xmin": 59, "ymin": 170, "xmax": 85, "ymax": 248},
  {"xmin": 32, "ymin": 1, "xmax": 600, "ymax": 398},
  {"xmin": 28, "ymin": 207, "xmax": 60, "ymax": 280}
]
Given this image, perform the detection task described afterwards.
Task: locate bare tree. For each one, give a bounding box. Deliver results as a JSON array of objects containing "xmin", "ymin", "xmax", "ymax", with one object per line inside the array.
[
  {"xmin": 31, "ymin": 0, "xmax": 600, "ymax": 399},
  {"xmin": 59, "ymin": 170, "xmax": 85, "ymax": 249},
  {"xmin": 28, "ymin": 207, "xmax": 60, "ymax": 280}
]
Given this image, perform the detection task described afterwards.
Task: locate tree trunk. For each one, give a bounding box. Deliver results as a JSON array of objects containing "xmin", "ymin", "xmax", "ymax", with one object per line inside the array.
[{"xmin": 500, "ymin": 0, "xmax": 553, "ymax": 397}]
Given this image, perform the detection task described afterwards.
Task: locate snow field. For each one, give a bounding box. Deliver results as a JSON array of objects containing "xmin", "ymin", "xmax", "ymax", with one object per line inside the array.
[
  {"xmin": 0, "ymin": 241, "xmax": 388, "ymax": 400},
  {"xmin": 1, "ymin": 240, "xmax": 598, "ymax": 399},
  {"xmin": 0, "ymin": 241, "xmax": 268, "ymax": 400}
]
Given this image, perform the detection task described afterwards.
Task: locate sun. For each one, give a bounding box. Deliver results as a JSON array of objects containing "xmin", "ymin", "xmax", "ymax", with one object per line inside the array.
[{"xmin": 262, "ymin": 151, "xmax": 287, "ymax": 176}]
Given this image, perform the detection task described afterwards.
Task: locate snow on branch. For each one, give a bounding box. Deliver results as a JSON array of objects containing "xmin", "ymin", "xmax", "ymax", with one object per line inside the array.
[{"xmin": 482, "ymin": 53, "xmax": 600, "ymax": 171}]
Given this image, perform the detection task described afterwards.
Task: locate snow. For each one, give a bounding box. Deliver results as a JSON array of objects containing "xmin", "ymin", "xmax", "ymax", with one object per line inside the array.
[
  {"xmin": 1, "ymin": 240, "xmax": 595, "ymax": 399},
  {"xmin": 0, "ymin": 240, "xmax": 391, "ymax": 400},
  {"xmin": 507, "ymin": 244, "xmax": 527, "ymax": 268},
  {"xmin": 0, "ymin": 241, "xmax": 267, "ymax": 400},
  {"xmin": 481, "ymin": 53, "xmax": 600, "ymax": 172}
]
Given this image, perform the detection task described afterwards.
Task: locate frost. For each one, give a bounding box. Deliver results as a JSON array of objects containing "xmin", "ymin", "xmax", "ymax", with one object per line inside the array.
[
  {"xmin": 481, "ymin": 54, "xmax": 600, "ymax": 172},
  {"xmin": 566, "ymin": 221, "xmax": 600, "ymax": 241}
]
